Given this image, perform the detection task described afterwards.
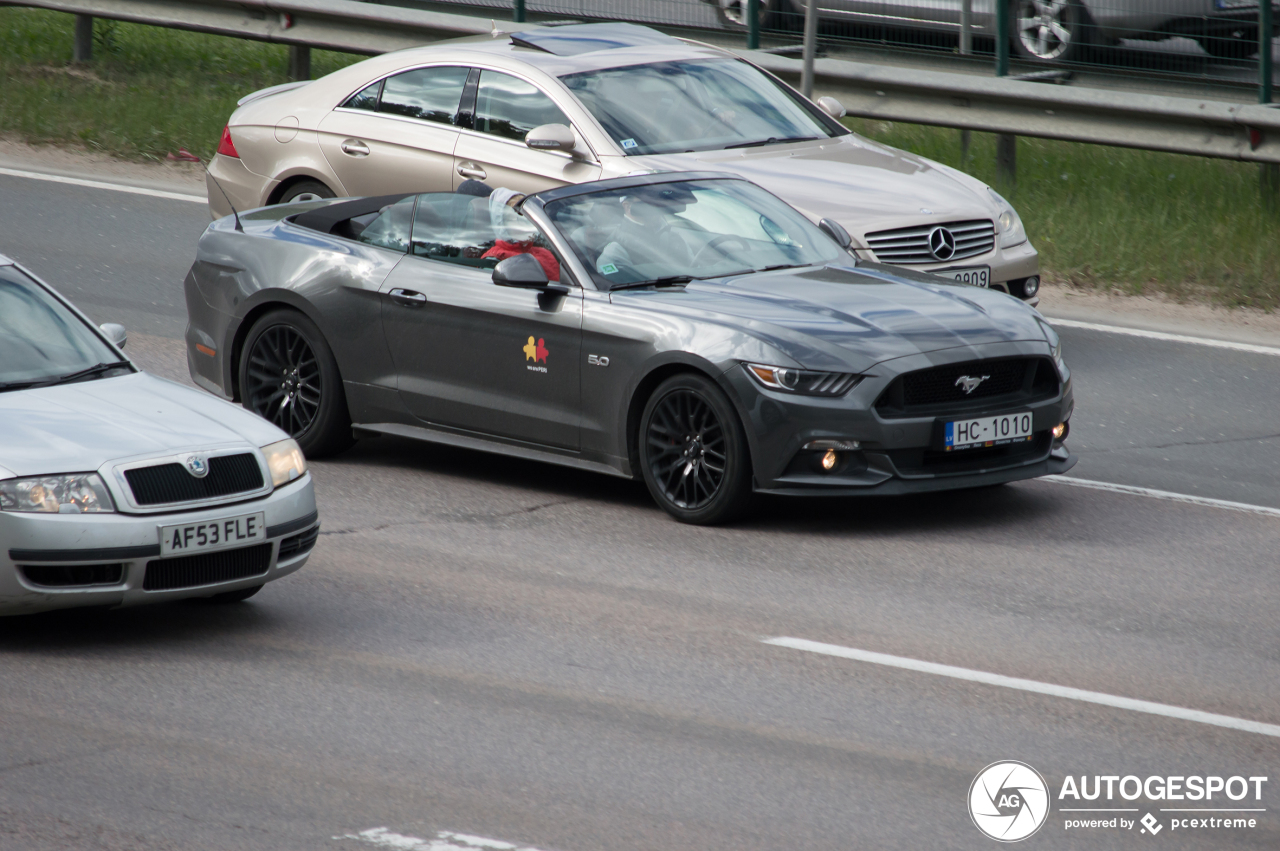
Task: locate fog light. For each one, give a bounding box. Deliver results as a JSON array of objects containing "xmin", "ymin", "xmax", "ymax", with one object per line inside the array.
[
  {"xmin": 821, "ymin": 448, "xmax": 838, "ymax": 471},
  {"xmin": 1052, "ymin": 421, "xmax": 1067, "ymax": 440},
  {"xmin": 1022, "ymin": 276, "xmax": 1040, "ymax": 298}
]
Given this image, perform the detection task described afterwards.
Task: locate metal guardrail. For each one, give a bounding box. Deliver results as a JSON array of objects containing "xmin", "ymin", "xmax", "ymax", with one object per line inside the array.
[{"xmin": 4, "ymin": 0, "xmax": 1280, "ymax": 165}]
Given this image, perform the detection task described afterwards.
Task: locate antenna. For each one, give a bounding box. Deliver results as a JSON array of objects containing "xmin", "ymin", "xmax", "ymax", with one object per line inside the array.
[{"xmin": 204, "ymin": 166, "xmax": 244, "ymax": 233}]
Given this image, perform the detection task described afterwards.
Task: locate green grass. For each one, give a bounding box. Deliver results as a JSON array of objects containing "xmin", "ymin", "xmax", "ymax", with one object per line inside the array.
[
  {"xmin": 846, "ymin": 118, "xmax": 1280, "ymax": 310},
  {"xmin": 1, "ymin": 7, "xmax": 1277, "ymax": 308},
  {"xmin": 0, "ymin": 7, "xmax": 361, "ymax": 161}
]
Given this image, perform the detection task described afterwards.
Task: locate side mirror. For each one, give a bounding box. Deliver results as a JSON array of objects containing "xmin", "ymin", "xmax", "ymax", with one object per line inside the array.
[
  {"xmin": 816, "ymin": 96, "xmax": 847, "ymax": 120},
  {"xmin": 100, "ymin": 322, "xmax": 127, "ymax": 350},
  {"xmin": 493, "ymin": 253, "xmax": 550, "ymax": 288},
  {"xmin": 818, "ymin": 218, "xmax": 852, "ymax": 249},
  {"xmin": 525, "ymin": 123, "xmax": 577, "ymax": 154}
]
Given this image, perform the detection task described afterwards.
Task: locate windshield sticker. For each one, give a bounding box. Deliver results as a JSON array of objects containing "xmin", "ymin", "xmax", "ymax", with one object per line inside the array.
[
  {"xmin": 620, "ymin": 138, "xmax": 638, "ymax": 150},
  {"xmin": 600, "ymin": 263, "xmax": 618, "ymax": 275}
]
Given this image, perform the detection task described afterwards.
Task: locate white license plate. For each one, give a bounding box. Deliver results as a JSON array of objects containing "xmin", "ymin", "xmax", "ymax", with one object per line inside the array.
[
  {"xmin": 160, "ymin": 512, "xmax": 266, "ymax": 556},
  {"xmin": 938, "ymin": 266, "xmax": 990, "ymax": 288},
  {"xmin": 944, "ymin": 412, "xmax": 1034, "ymax": 450}
]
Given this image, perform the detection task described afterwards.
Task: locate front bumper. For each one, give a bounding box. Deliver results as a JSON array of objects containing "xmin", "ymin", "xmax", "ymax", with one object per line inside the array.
[
  {"xmin": 724, "ymin": 342, "xmax": 1075, "ymax": 494},
  {"xmin": 0, "ymin": 475, "xmax": 317, "ymax": 616},
  {"xmin": 856, "ymin": 239, "xmax": 1040, "ymax": 301}
]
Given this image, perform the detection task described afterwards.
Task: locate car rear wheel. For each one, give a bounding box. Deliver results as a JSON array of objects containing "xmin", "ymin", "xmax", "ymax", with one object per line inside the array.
[
  {"xmin": 239, "ymin": 309, "xmax": 354, "ymax": 457},
  {"xmin": 639, "ymin": 373, "xmax": 752, "ymax": 525},
  {"xmin": 278, "ymin": 180, "xmax": 335, "ymax": 205},
  {"xmin": 1011, "ymin": 0, "xmax": 1094, "ymax": 63},
  {"xmin": 206, "ymin": 584, "xmax": 263, "ymax": 603}
]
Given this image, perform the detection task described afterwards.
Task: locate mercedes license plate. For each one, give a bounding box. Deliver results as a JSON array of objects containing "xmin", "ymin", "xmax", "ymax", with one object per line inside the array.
[
  {"xmin": 938, "ymin": 266, "xmax": 990, "ymax": 288},
  {"xmin": 944, "ymin": 413, "xmax": 1033, "ymax": 451},
  {"xmin": 160, "ymin": 512, "xmax": 266, "ymax": 556}
]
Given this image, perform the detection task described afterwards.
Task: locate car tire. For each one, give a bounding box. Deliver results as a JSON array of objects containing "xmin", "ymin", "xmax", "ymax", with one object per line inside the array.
[
  {"xmin": 639, "ymin": 373, "xmax": 753, "ymax": 525},
  {"xmin": 238, "ymin": 308, "xmax": 354, "ymax": 457},
  {"xmin": 1198, "ymin": 31, "xmax": 1258, "ymax": 60},
  {"xmin": 205, "ymin": 584, "xmax": 264, "ymax": 603},
  {"xmin": 1010, "ymin": 0, "xmax": 1094, "ymax": 63},
  {"xmin": 713, "ymin": 0, "xmax": 798, "ymax": 32},
  {"xmin": 278, "ymin": 180, "xmax": 335, "ymax": 205}
]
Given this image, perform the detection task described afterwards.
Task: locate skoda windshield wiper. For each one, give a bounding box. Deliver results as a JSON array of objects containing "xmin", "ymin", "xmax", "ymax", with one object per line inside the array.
[
  {"xmin": 30, "ymin": 361, "xmax": 133, "ymax": 388},
  {"xmin": 609, "ymin": 276, "xmax": 695, "ymax": 292},
  {"xmin": 723, "ymin": 135, "xmax": 819, "ymax": 149}
]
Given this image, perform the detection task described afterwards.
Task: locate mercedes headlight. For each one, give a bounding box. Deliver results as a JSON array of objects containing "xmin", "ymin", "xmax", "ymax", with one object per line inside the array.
[
  {"xmin": 261, "ymin": 438, "xmax": 307, "ymax": 487},
  {"xmin": 987, "ymin": 187, "xmax": 1028, "ymax": 249},
  {"xmin": 0, "ymin": 473, "xmax": 115, "ymax": 513},
  {"xmin": 745, "ymin": 364, "xmax": 862, "ymax": 397}
]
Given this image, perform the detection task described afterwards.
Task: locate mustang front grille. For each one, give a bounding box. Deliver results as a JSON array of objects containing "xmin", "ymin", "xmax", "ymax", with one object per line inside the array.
[
  {"xmin": 865, "ymin": 220, "xmax": 995, "ymax": 265},
  {"xmin": 125, "ymin": 453, "xmax": 264, "ymax": 506},
  {"xmin": 143, "ymin": 543, "xmax": 272, "ymax": 591},
  {"xmin": 876, "ymin": 358, "xmax": 1059, "ymax": 419}
]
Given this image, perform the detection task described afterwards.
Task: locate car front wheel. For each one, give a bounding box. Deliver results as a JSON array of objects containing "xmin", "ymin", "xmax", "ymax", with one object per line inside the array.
[
  {"xmin": 239, "ymin": 308, "xmax": 354, "ymax": 457},
  {"xmin": 639, "ymin": 373, "xmax": 753, "ymax": 525}
]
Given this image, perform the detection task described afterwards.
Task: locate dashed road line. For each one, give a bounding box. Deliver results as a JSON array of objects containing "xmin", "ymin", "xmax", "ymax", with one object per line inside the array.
[
  {"xmin": 0, "ymin": 166, "xmax": 206, "ymax": 204},
  {"xmin": 336, "ymin": 828, "xmax": 548, "ymax": 851},
  {"xmin": 1043, "ymin": 476, "xmax": 1280, "ymax": 519},
  {"xmin": 1047, "ymin": 317, "xmax": 1280, "ymax": 358},
  {"xmin": 762, "ymin": 636, "xmax": 1280, "ymax": 739}
]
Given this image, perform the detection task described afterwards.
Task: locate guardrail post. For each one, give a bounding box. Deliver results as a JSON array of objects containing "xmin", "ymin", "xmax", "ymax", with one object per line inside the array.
[
  {"xmin": 1262, "ymin": 0, "xmax": 1278, "ymax": 209},
  {"xmin": 513, "ymin": 0, "xmax": 525, "ymax": 24},
  {"xmin": 994, "ymin": 0, "xmax": 1016, "ymax": 187},
  {"xmin": 959, "ymin": 0, "xmax": 972, "ymax": 165},
  {"xmin": 288, "ymin": 44, "xmax": 311, "ymax": 80},
  {"xmin": 72, "ymin": 14, "xmax": 92, "ymax": 63},
  {"xmin": 746, "ymin": 0, "xmax": 760, "ymax": 51},
  {"xmin": 801, "ymin": 0, "xmax": 817, "ymax": 97}
]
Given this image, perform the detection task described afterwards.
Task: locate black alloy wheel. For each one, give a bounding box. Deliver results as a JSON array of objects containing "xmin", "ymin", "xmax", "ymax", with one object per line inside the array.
[
  {"xmin": 239, "ymin": 309, "xmax": 354, "ymax": 457},
  {"xmin": 278, "ymin": 180, "xmax": 335, "ymax": 205},
  {"xmin": 639, "ymin": 373, "xmax": 752, "ymax": 525}
]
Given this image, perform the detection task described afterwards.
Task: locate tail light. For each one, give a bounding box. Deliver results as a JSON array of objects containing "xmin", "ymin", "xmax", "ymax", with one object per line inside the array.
[{"xmin": 217, "ymin": 125, "xmax": 240, "ymax": 158}]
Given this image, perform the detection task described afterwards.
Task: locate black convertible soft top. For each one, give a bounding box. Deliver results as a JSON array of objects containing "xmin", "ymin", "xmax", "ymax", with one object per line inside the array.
[{"xmin": 290, "ymin": 194, "xmax": 414, "ymax": 235}]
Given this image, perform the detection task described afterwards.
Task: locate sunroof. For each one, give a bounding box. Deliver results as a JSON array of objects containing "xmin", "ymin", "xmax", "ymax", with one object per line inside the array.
[{"xmin": 510, "ymin": 23, "xmax": 681, "ymax": 56}]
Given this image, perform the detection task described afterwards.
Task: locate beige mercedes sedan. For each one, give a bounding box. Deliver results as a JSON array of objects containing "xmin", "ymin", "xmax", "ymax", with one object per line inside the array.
[{"xmin": 207, "ymin": 22, "xmax": 1041, "ymax": 300}]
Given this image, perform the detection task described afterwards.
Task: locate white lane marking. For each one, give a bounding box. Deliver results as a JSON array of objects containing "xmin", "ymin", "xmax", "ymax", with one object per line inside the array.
[
  {"xmin": 1047, "ymin": 317, "xmax": 1280, "ymax": 357},
  {"xmin": 0, "ymin": 166, "xmax": 206, "ymax": 204},
  {"xmin": 1043, "ymin": 475, "xmax": 1280, "ymax": 519},
  {"xmin": 762, "ymin": 637, "xmax": 1280, "ymax": 739},
  {"xmin": 335, "ymin": 827, "xmax": 547, "ymax": 851}
]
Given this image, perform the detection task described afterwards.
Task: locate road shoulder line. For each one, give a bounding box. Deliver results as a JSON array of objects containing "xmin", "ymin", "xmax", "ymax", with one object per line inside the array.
[
  {"xmin": 1043, "ymin": 475, "xmax": 1280, "ymax": 519},
  {"xmin": 1046, "ymin": 317, "xmax": 1280, "ymax": 357},
  {"xmin": 0, "ymin": 166, "xmax": 206, "ymax": 204}
]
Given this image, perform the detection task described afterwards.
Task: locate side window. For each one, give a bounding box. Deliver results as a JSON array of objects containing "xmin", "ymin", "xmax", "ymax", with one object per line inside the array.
[
  {"xmin": 378, "ymin": 66, "xmax": 470, "ymax": 125},
  {"xmin": 343, "ymin": 80, "xmax": 382, "ymax": 111},
  {"xmin": 474, "ymin": 71, "xmax": 570, "ymax": 142},
  {"xmin": 409, "ymin": 192, "xmax": 562, "ymax": 282},
  {"xmin": 355, "ymin": 196, "xmax": 416, "ymax": 253}
]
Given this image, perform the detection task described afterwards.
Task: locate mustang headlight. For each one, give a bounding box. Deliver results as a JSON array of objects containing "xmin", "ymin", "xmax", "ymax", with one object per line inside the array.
[
  {"xmin": 987, "ymin": 187, "xmax": 1028, "ymax": 249},
  {"xmin": 745, "ymin": 364, "xmax": 862, "ymax": 397},
  {"xmin": 261, "ymin": 438, "xmax": 307, "ymax": 487},
  {"xmin": 0, "ymin": 473, "xmax": 115, "ymax": 513}
]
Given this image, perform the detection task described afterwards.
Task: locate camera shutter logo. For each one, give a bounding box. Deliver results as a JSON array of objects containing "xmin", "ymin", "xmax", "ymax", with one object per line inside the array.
[{"xmin": 969, "ymin": 761, "xmax": 1050, "ymax": 842}]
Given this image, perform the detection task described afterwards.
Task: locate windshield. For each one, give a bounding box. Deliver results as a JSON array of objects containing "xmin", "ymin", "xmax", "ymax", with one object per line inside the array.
[
  {"xmin": 545, "ymin": 179, "xmax": 846, "ymax": 290},
  {"xmin": 561, "ymin": 58, "xmax": 843, "ymax": 155},
  {"xmin": 0, "ymin": 266, "xmax": 127, "ymax": 389}
]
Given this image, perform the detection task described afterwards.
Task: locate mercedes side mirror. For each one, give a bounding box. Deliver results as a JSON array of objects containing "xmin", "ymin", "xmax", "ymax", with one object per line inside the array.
[
  {"xmin": 493, "ymin": 253, "xmax": 551, "ymax": 288},
  {"xmin": 816, "ymin": 96, "xmax": 847, "ymax": 120},
  {"xmin": 100, "ymin": 322, "xmax": 127, "ymax": 350},
  {"xmin": 524, "ymin": 123, "xmax": 578, "ymax": 154},
  {"xmin": 818, "ymin": 218, "xmax": 852, "ymax": 249}
]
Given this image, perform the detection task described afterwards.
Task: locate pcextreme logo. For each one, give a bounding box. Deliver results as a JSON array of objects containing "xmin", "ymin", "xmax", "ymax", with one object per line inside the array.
[
  {"xmin": 969, "ymin": 761, "xmax": 1051, "ymax": 842},
  {"xmin": 524, "ymin": 336, "xmax": 548, "ymax": 373}
]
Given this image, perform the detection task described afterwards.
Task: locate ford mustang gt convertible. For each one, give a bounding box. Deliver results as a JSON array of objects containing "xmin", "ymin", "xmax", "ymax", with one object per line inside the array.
[
  {"xmin": 1, "ymin": 255, "xmax": 319, "ymax": 615},
  {"xmin": 185, "ymin": 173, "xmax": 1074, "ymax": 524}
]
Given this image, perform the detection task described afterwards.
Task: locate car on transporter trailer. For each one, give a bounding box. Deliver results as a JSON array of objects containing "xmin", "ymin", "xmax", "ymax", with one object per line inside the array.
[
  {"xmin": 184, "ymin": 171, "xmax": 1075, "ymax": 525},
  {"xmin": 206, "ymin": 21, "xmax": 1042, "ymax": 302}
]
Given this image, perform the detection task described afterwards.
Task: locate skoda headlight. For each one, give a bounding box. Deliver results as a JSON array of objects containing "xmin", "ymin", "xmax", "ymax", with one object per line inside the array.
[
  {"xmin": 261, "ymin": 438, "xmax": 307, "ymax": 487},
  {"xmin": 0, "ymin": 473, "xmax": 115, "ymax": 513},
  {"xmin": 745, "ymin": 364, "xmax": 862, "ymax": 397},
  {"xmin": 987, "ymin": 187, "xmax": 1028, "ymax": 249}
]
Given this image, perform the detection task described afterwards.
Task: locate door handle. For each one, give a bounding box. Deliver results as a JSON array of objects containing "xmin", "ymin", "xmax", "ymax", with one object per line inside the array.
[
  {"xmin": 456, "ymin": 162, "xmax": 487, "ymax": 180},
  {"xmin": 389, "ymin": 288, "xmax": 427, "ymax": 306},
  {"xmin": 340, "ymin": 139, "xmax": 370, "ymax": 157}
]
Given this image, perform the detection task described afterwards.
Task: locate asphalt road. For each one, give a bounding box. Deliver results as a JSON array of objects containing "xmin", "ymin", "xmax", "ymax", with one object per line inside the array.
[{"xmin": 1, "ymin": 172, "xmax": 1277, "ymax": 850}]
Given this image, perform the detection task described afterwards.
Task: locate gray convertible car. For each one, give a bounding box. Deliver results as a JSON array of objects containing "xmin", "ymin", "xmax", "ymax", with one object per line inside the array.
[{"xmin": 185, "ymin": 173, "xmax": 1074, "ymax": 524}]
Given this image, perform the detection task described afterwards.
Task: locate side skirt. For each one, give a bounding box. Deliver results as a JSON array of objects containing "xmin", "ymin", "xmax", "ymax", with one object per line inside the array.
[{"xmin": 352, "ymin": 422, "xmax": 633, "ymax": 480}]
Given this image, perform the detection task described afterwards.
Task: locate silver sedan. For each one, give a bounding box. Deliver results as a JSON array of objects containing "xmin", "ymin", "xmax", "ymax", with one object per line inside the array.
[{"xmin": 0, "ymin": 255, "xmax": 319, "ymax": 616}]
